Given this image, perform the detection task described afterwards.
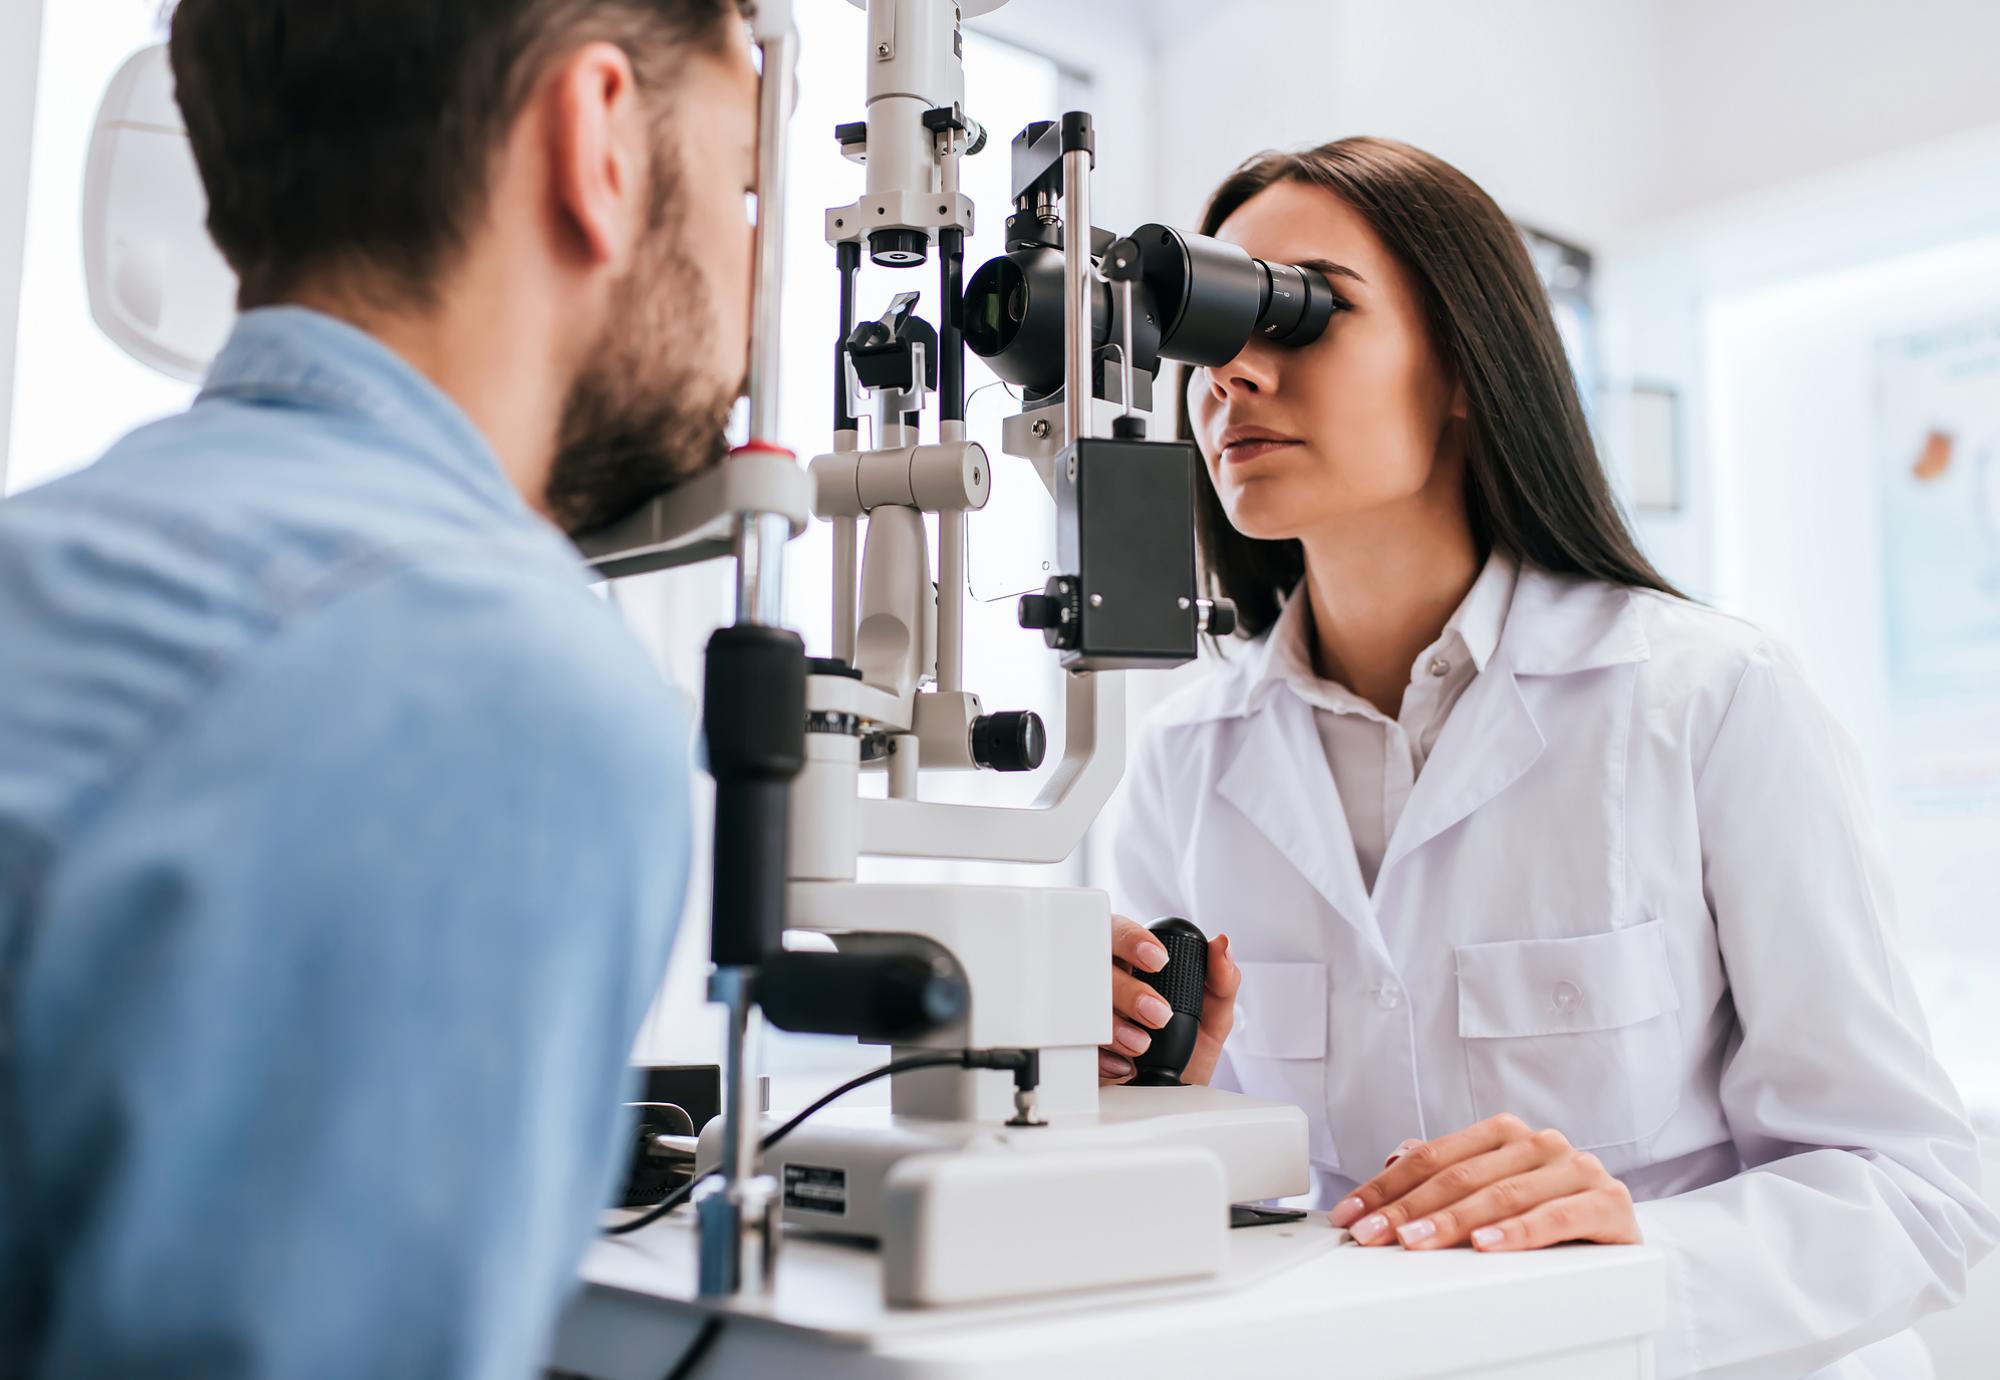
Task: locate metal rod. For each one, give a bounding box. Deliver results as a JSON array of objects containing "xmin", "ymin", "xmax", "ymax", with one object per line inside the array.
[
  {"xmin": 939, "ymin": 227, "xmax": 965, "ymax": 424},
  {"xmin": 834, "ymin": 242, "xmax": 860, "ymax": 434},
  {"xmin": 833, "ymin": 514, "xmax": 859, "ymax": 663},
  {"xmin": 746, "ymin": 24, "xmax": 795, "ymax": 447},
  {"xmin": 937, "ymin": 507, "xmax": 965, "ymax": 691},
  {"xmin": 697, "ymin": 966, "xmax": 767, "ymax": 1297},
  {"xmin": 733, "ymin": 510, "xmax": 792, "ymax": 627},
  {"xmin": 1061, "ymin": 146, "xmax": 1092, "ymax": 450},
  {"xmin": 1119, "ymin": 278, "xmax": 1137, "ymax": 418},
  {"xmin": 888, "ymin": 734, "xmax": 920, "ymax": 798}
]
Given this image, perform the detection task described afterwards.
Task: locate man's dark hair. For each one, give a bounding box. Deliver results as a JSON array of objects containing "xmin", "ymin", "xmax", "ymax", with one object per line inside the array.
[{"xmin": 168, "ymin": 0, "xmax": 738, "ymax": 309}]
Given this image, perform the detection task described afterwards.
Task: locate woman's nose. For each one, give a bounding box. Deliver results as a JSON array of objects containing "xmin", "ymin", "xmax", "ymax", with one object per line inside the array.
[{"xmin": 1206, "ymin": 343, "xmax": 1280, "ymax": 401}]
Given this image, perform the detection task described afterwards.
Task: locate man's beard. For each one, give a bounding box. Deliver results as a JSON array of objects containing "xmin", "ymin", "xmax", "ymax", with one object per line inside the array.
[{"xmin": 544, "ymin": 222, "xmax": 739, "ymax": 538}]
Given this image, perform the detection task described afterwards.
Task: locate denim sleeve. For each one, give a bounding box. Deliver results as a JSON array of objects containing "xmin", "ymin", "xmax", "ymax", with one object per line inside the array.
[{"xmin": 13, "ymin": 558, "xmax": 691, "ymax": 1380}]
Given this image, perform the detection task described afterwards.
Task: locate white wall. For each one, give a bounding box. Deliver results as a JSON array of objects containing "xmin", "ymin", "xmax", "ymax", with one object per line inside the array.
[
  {"xmin": 0, "ymin": 0, "xmax": 45, "ymax": 492},
  {"xmin": 1650, "ymin": 0, "xmax": 2000, "ymax": 224}
]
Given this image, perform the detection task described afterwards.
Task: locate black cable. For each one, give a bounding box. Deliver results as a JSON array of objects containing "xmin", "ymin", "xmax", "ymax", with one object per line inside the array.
[
  {"xmin": 604, "ymin": 1052, "xmax": 968, "ymax": 1238},
  {"xmin": 759, "ymin": 1051, "xmax": 965, "ymax": 1152},
  {"xmin": 661, "ymin": 1315, "xmax": 724, "ymax": 1380}
]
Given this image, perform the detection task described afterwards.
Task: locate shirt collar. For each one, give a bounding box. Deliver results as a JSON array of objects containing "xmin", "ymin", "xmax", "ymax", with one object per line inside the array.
[
  {"xmin": 197, "ymin": 306, "xmax": 532, "ymax": 524},
  {"xmin": 1255, "ymin": 549, "xmax": 1521, "ymax": 715}
]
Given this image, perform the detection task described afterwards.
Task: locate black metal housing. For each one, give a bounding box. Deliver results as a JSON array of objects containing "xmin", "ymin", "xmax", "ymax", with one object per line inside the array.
[{"xmin": 1033, "ymin": 436, "xmax": 1201, "ymax": 671}]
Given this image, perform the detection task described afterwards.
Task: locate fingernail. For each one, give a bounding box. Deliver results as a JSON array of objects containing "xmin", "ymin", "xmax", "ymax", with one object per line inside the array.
[
  {"xmin": 1397, "ymin": 1219, "xmax": 1437, "ymax": 1247},
  {"xmin": 1330, "ymin": 1195, "xmax": 1366, "ymax": 1227},
  {"xmin": 1136, "ymin": 994, "xmax": 1173, "ymax": 1027},
  {"xmin": 1473, "ymin": 1226, "xmax": 1504, "ymax": 1248},
  {"xmin": 1114, "ymin": 1024, "xmax": 1152, "ymax": 1055},
  {"xmin": 1385, "ymin": 1138, "xmax": 1422, "ymax": 1167},
  {"xmin": 1137, "ymin": 942, "xmax": 1169, "ymax": 971},
  {"xmin": 1099, "ymin": 1052, "xmax": 1133, "ymax": 1078},
  {"xmin": 1352, "ymin": 1213, "xmax": 1390, "ymax": 1244}
]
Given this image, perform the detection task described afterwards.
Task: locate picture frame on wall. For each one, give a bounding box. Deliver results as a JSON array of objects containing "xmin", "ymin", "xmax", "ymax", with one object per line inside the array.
[{"xmin": 1626, "ymin": 381, "xmax": 1683, "ymax": 514}]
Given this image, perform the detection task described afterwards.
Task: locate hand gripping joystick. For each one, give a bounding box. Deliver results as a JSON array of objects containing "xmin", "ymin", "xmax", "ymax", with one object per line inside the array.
[{"xmin": 1129, "ymin": 917, "xmax": 1208, "ymax": 1087}]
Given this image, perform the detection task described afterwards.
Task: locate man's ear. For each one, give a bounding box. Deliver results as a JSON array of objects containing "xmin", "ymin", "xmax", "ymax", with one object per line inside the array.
[{"xmin": 545, "ymin": 41, "xmax": 647, "ymax": 270}]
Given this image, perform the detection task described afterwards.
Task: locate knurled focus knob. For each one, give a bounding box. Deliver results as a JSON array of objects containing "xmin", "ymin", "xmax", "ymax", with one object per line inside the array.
[
  {"xmin": 971, "ymin": 711, "xmax": 1047, "ymax": 773},
  {"xmin": 1017, "ymin": 577, "xmax": 1080, "ymax": 650}
]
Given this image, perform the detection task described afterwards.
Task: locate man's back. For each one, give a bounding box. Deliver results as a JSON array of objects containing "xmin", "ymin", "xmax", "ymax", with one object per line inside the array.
[{"xmin": 0, "ymin": 308, "xmax": 690, "ymax": 1377}]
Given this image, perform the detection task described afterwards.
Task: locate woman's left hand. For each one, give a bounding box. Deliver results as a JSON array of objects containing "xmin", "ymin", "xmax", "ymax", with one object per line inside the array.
[{"xmin": 1328, "ymin": 1113, "xmax": 1642, "ymax": 1251}]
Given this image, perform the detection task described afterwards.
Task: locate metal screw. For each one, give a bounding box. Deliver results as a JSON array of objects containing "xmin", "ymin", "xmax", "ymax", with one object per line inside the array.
[
  {"xmin": 1089, "ymin": 593, "xmax": 1104, "ymax": 608},
  {"xmin": 876, "ymin": 41, "xmax": 891, "ymax": 56},
  {"xmin": 1178, "ymin": 597, "xmax": 1191, "ymax": 610},
  {"xmin": 1032, "ymin": 419, "xmax": 1050, "ymax": 439}
]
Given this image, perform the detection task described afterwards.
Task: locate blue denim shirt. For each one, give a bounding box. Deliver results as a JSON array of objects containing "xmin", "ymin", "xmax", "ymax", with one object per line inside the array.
[{"xmin": 0, "ymin": 308, "xmax": 690, "ymax": 1378}]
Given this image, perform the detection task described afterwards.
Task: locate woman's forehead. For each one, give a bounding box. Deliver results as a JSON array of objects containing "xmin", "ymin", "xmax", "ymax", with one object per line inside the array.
[{"xmin": 1214, "ymin": 181, "xmax": 1379, "ymax": 276}]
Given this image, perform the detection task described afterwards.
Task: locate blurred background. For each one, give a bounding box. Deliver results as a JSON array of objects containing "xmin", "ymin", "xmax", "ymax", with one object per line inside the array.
[{"xmin": 4, "ymin": 0, "xmax": 1998, "ymax": 1355}]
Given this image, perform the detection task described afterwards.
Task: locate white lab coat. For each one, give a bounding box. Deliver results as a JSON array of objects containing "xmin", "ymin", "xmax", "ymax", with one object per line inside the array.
[{"xmin": 1110, "ymin": 564, "xmax": 1998, "ymax": 1380}]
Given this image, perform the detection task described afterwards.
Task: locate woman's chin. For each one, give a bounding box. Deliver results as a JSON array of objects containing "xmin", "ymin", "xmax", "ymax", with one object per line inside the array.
[{"xmin": 1221, "ymin": 494, "xmax": 1309, "ymax": 543}]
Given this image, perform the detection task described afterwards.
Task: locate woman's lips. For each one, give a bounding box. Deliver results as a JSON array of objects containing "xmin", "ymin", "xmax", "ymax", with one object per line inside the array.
[{"xmin": 1221, "ymin": 438, "xmax": 1303, "ymax": 464}]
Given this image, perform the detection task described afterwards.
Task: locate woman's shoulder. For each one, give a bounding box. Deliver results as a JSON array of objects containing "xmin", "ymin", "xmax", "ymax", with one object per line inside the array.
[
  {"xmin": 1615, "ymin": 585, "xmax": 1845, "ymax": 776},
  {"xmin": 1622, "ymin": 584, "xmax": 1807, "ymax": 699},
  {"xmin": 1506, "ymin": 567, "xmax": 1834, "ymax": 763}
]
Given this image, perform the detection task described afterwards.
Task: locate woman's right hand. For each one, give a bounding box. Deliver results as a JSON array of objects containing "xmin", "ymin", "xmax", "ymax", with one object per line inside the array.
[{"xmin": 1098, "ymin": 917, "xmax": 1241, "ymax": 1086}]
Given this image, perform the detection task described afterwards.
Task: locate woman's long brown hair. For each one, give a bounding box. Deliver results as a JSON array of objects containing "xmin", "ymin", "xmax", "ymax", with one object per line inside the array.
[{"xmin": 1182, "ymin": 136, "xmax": 1682, "ymax": 637}]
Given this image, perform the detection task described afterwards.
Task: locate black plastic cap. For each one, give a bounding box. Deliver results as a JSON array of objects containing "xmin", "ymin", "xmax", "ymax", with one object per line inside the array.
[
  {"xmin": 870, "ymin": 227, "xmax": 929, "ymax": 267},
  {"xmin": 1018, "ymin": 593, "xmax": 1062, "ymax": 629},
  {"xmin": 971, "ymin": 711, "xmax": 1047, "ymax": 773}
]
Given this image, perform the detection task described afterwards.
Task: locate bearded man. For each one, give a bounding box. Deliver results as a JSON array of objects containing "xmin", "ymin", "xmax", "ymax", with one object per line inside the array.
[{"xmin": 0, "ymin": 3, "xmax": 756, "ymax": 1375}]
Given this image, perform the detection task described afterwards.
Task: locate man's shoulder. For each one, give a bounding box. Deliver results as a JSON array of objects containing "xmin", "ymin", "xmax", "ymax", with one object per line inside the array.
[{"xmin": 0, "ymin": 406, "xmax": 668, "ymax": 862}]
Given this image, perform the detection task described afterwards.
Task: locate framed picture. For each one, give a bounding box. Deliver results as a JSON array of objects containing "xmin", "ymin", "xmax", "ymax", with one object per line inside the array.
[{"xmin": 1626, "ymin": 382, "xmax": 1682, "ymax": 514}]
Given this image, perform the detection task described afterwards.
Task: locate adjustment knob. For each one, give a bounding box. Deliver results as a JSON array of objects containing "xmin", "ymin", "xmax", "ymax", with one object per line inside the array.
[
  {"xmin": 971, "ymin": 711, "xmax": 1047, "ymax": 773},
  {"xmin": 1018, "ymin": 594, "xmax": 1061, "ymax": 629},
  {"xmin": 1017, "ymin": 577, "xmax": 1080, "ymax": 650},
  {"xmin": 1197, "ymin": 597, "xmax": 1239, "ymax": 638}
]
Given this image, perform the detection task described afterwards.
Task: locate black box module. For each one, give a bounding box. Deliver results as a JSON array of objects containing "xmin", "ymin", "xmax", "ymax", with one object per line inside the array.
[{"xmin": 1039, "ymin": 436, "xmax": 1202, "ymax": 671}]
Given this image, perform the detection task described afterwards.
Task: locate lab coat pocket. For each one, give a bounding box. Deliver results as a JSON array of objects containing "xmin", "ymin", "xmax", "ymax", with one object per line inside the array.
[
  {"xmin": 1226, "ymin": 961, "xmax": 1338, "ymax": 1167},
  {"xmin": 1454, "ymin": 921, "xmax": 1682, "ymax": 1151}
]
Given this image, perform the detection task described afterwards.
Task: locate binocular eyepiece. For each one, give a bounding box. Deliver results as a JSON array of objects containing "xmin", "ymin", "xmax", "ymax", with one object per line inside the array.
[{"xmin": 964, "ymin": 223, "xmax": 1338, "ymax": 397}]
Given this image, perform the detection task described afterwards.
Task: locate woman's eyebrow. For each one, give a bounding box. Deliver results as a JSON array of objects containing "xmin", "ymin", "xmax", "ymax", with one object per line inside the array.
[{"xmin": 1294, "ymin": 255, "xmax": 1365, "ymax": 285}]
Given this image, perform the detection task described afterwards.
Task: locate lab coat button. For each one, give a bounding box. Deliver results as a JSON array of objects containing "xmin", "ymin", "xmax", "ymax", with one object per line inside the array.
[
  {"xmin": 1428, "ymin": 656, "xmax": 1451, "ymax": 678},
  {"xmin": 1552, "ymin": 979, "xmax": 1583, "ymax": 1014},
  {"xmin": 1368, "ymin": 980, "xmax": 1402, "ymax": 1010}
]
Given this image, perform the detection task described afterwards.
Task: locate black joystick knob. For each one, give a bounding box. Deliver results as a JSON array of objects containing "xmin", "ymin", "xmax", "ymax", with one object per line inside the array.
[
  {"xmin": 971, "ymin": 711, "xmax": 1047, "ymax": 773},
  {"xmin": 1129, "ymin": 917, "xmax": 1208, "ymax": 1087}
]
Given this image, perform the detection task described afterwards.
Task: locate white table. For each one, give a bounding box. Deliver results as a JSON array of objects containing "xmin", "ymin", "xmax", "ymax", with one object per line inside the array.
[{"xmin": 551, "ymin": 1214, "xmax": 1663, "ymax": 1379}]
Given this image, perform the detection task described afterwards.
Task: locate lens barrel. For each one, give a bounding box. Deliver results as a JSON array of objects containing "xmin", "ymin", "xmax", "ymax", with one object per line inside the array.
[
  {"xmin": 1132, "ymin": 223, "xmax": 1336, "ymax": 362},
  {"xmin": 964, "ymin": 223, "xmax": 1335, "ymax": 388}
]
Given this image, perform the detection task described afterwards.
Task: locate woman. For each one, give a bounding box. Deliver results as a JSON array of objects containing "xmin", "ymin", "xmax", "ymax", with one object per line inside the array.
[{"xmin": 1101, "ymin": 137, "xmax": 1996, "ymax": 1379}]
